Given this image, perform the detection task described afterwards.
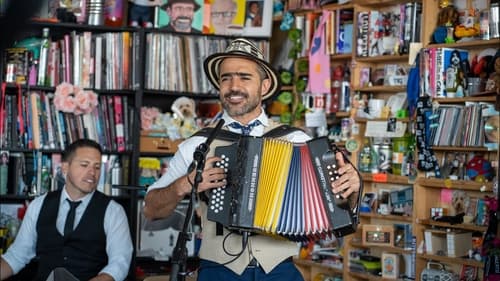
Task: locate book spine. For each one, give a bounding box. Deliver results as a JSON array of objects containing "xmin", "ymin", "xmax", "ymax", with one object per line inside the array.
[
  {"xmin": 64, "ymin": 34, "xmax": 72, "ymax": 83},
  {"xmin": 356, "ymin": 11, "xmax": 369, "ymax": 57},
  {"xmin": 113, "ymin": 96, "xmax": 125, "ymax": 152}
]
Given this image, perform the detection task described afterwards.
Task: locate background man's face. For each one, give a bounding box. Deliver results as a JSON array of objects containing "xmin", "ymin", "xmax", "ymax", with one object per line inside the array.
[
  {"xmin": 167, "ymin": 3, "xmax": 195, "ymax": 31},
  {"xmin": 210, "ymin": 0, "xmax": 237, "ymax": 33}
]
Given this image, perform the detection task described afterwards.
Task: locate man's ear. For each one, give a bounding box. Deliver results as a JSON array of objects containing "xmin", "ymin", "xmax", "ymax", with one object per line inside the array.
[
  {"xmin": 61, "ymin": 162, "xmax": 69, "ymax": 175},
  {"xmin": 261, "ymin": 78, "xmax": 271, "ymax": 98}
]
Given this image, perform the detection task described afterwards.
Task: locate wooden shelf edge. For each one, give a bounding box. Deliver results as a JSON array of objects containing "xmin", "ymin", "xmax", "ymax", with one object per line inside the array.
[
  {"xmin": 350, "ymin": 242, "xmax": 413, "ymax": 254},
  {"xmin": 417, "ymin": 253, "xmax": 484, "ymax": 267},
  {"xmin": 426, "ymin": 38, "xmax": 500, "ymax": 49},
  {"xmin": 349, "ymin": 271, "xmax": 407, "ymax": 281},
  {"xmin": 353, "ymin": 86, "xmax": 407, "ymax": 92},
  {"xmin": 416, "ymin": 178, "xmax": 493, "ymax": 192},
  {"xmin": 354, "ymin": 54, "xmax": 409, "ymax": 63},
  {"xmin": 432, "ymin": 95, "xmax": 497, "ymax": 103},
  {"xmin": 360, "ymin": 212, "xmax": 413, "ymax": 222},
  {"xmin": 354, "ymin": 117, "xmax": 410, "ymax": 123},
  {"xmin": 361, "ymin": 173, "xmax": 411, "ymax": 185},
  {"xmin": 293, "ymin": 257, "xmax": 343, "ymax": 274},
  {"xmin": 416, "ymin": 218, "xmax": 488, "ymax": 232},
  {"xmin": 430, "ymin": 146, "xmax": 496, "ymax": 152}
]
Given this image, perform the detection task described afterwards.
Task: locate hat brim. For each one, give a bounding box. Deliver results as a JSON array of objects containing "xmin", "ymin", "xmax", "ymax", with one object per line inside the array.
[
  {"xmin": 203, "ymin": 52, "xmax": 281, "ymax": 101},
  {"xmin": 161, "ymin": 1, "xmax": 201, "ymax": 11}
]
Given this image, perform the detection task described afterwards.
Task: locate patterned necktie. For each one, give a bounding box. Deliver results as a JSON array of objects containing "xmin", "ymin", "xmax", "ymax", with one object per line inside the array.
[
  {"xmin": 64, "ymin": 199, "xmax": 81, "ymax": 236},
  {"xmin": 227, "ymin": 120, "xmax": 262, "ymax": 136}
]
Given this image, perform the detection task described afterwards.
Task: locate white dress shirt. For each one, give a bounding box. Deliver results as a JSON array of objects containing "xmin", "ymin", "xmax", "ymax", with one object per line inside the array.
[{"xmin": 2, "ymin": 188, "xmax": 133, "ymax": 281}]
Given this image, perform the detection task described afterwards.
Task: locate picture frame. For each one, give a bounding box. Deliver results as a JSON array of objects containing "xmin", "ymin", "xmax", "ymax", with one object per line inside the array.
[
  {"xmin": 362, "ymin": 224, "xmax": 394, "ymax": 246},
  {"xmin": 155, "ymin": 0, "xmax": 204, "ymax": 32},
  {"xmin": 382, "ymin": 252, "xmax": 400, "ymax": 279},
  {"xmin": 204, "ymin": 0, "xmax": 246, "ymax": 36},
  {"xmin": 242, "ymin": 0, "xmax": 273, "ymax": 37}
]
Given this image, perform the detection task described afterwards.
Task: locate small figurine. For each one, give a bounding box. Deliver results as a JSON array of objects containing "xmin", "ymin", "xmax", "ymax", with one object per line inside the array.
[
  {"xmin": 433, "ymin": 1, "xmax": 459, "ymax": 43},
  {"xmin": 129, "ymin": 0, "xmax": 162, "ymax": 28}
]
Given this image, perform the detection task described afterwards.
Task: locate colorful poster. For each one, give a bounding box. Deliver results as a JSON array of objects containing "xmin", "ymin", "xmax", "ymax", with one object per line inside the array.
[{"xmin": 156, "ymin": 0, "xmax": 204, "ymax": 33}]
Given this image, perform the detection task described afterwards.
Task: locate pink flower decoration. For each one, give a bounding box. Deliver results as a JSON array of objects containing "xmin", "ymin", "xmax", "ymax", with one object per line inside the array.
[
  {"xmin": 54, "ymin": 83, "xmax": 99, "ymax": 115},
  {"xmin": 55, "ymin": 82, "xmax": 74, "ymax": 97},
  {"xmin": 141, "ymin": 106, "xmax": 161, "ymax": 130}
]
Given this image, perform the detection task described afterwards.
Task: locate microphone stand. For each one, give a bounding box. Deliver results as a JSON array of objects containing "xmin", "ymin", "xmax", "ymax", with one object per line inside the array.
[{"xmin": 169, "ymin": 119, "xmax": 225, "ymax": 281}]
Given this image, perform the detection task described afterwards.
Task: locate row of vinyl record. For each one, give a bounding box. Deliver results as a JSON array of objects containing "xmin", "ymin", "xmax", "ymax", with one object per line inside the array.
[
  {"xmin": 425, "ymin": 102, "xmax": 498, "ymax": 148},
  {"xmin": 3, "ymin": 30, "xmax": 138, "ymax": 90},
  {"xmin": 0, "ymin": 150, "xmax": 130, "ymax": 197},
  {"xmin": 0, "ymin": 91, "xmax": 134, "ymax": 152},
  {"xmin": 144, "ymin": 33, "xmax": 268, "ymax": 93}
]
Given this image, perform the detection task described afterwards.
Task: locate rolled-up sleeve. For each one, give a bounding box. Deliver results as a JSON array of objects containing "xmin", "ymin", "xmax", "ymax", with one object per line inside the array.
[
  {"xmin": 100, "ymin": 200, "xmax": 133, "ymax": 281},
  {"xmin": 1, "ymin": 195, "xmax": 44, "ymax": 274}
]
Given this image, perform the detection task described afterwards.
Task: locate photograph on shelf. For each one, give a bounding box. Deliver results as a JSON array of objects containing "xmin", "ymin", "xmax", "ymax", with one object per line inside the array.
[
  {"xmin": 242, "ymin": 0, "xmax": 272, "ymax": 37},
  {"xmin": 362, "ymin": 224, "xmax": 394, "ymax": 246},
  {"xmin": 156, "ymin": 0, "xmax": 204, "ymax": 33},
  {"xmin": 33, "ymin": 0, "xmax": 59, "ymax": 20},
  {"xmin": 393, "ymin": 223, "xmax": 412, "ymax": 249},
  {"xmin": 381, "ymin": 252, "xmax": 400, "ymax": 279},
  {"xmin": 203, "ymin": 0, "xmax": 245, "ymax": 36},
  {"xmin": 360, "ymin": 192, "xmax": 377, "ymax": 213}
]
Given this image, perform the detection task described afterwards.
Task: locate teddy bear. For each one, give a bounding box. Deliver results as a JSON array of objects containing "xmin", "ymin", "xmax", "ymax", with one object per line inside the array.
[{"xmin": 451, "ymin": 190, "xmax": 469, "ymax": 215}]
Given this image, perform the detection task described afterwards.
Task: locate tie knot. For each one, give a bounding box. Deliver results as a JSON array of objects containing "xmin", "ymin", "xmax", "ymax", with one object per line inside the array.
[
  {"xmin": 66, "ymin": 199, "xmax": 81, "ymax": 209},
  {"xmin": 228, "ymin": 120, "xmax": 262, "ymax": 135}
]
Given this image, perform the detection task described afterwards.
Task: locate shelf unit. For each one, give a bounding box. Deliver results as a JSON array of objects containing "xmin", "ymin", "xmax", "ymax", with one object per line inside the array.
[
  {"xmin": 0, "ymin": 21, "xmax": 145, "ymax": 280},
  {"xmin": 281, "ymin": 0, "xmax": 499, "ymax": 280}
]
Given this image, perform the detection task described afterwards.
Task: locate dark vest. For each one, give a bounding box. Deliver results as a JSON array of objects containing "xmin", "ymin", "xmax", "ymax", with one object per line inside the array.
[{"xmin": 35, "ymin": 190, "xmax": 110, "ymax": 281}]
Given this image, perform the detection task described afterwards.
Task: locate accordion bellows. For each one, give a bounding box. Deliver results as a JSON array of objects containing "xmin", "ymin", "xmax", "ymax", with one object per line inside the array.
[{"xmin": 207, "ymin": 136, "xmax": 357, "ymax": 241}]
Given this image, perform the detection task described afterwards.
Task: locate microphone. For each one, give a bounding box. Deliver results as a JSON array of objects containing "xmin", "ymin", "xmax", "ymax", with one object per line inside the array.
[{"xmin": 193, "ymin": 118, "xmax": 225, "ymax": 163}]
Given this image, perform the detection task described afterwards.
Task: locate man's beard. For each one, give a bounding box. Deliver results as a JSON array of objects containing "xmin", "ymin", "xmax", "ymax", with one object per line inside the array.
[
  {"xmin": 173, "ymin": 17, "xmax": 193, "ymax": 31},
  {"xmin": 221, "ymin": 90, "xmax": 261, "ymax": 117}
]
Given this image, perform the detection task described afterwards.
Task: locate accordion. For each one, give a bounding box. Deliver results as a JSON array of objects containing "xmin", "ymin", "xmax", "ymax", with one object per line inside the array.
[{"xmin": 207, "ymin": 136, "xmax": 358, "ymax": 241}]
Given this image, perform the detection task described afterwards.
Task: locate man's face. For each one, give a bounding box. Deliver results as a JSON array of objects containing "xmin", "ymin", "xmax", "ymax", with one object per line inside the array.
[
  {"xmin": 211, "ymin": 0, "xmax": 237, "ymax": 33},
  {"xmin": 218, "ymin": 57, "xmax": 270, "ymax": 123},
  {"xmin": 62, "ymin": 147, "xmax": 101, "ymax": 199},
  {"xmin": 167, "ymin": 2, "xmax": 195, "ymax": 32},
  {"xmin": 249, "ymin": 2, "xmax": 259, "ymax": 13}
]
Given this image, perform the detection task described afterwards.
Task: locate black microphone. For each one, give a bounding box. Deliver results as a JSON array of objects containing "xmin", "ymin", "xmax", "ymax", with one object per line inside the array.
[{"xmin": 193, "ymin": 118, "xmax": 225, "ymax": 163}]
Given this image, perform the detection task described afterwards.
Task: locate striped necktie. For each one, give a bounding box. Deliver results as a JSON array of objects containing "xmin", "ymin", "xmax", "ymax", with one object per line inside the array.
[{"xmin": 227, "ymin": 120, "xmax": 262, "ymax": 136}]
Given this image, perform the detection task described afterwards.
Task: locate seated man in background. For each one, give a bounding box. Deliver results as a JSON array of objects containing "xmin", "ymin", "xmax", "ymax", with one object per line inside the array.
[{"xmin": 0, "ymin": 139, "xmax": 133, "ymax": 281}]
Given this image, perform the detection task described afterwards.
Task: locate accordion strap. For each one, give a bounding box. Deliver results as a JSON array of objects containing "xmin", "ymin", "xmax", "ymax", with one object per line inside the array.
[{"xmin": 192, "ymin": 124, "xmax": 304, "ymax": 141}]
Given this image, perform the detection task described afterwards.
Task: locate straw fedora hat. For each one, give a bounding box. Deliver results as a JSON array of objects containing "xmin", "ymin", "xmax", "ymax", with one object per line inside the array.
[{"xmin": 203, "ymin": 38, "xmax": 280, "ymax": 100}]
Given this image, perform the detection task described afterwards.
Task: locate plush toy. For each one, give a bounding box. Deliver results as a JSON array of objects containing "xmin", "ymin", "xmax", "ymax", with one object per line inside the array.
[
  {"xmin": 171, "ymin": 97, "xmax": 199, "ymax": 138},
  {"xmin": 129, "ymin": 0, "xmax": 162, "ymax": 28},
  {"xmin": 451, "ymin": 190, "xmax": 469, "ymax": 215},
  {"xmin": 466, "ymin": 155, "xmax": 493, "ymax": 182}
]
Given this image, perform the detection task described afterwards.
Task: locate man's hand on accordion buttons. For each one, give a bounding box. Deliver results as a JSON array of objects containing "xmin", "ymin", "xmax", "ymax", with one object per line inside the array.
[
  {"xmin": 332, "ymin": 151, "xmax": 360, "ymax": 199},
  {"xmin": 188, "ymin": 156, "xmax": 227, "ymax": 193}
]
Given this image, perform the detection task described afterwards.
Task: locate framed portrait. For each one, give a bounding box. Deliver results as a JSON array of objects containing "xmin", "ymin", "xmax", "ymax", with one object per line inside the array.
[
  {"xmin": 204, "ymin": 0, "xmax": 245, "ymax": 36},
  {"xmin": 33, "ymin": 0, "xmax": 60, "ymax": 20},
  {"xmin": 381, "ymin": 252, "xmax": 400, "ymax": 279},
  {"xmin": 362, "ymin": 224, "xmax": 394, "ymax": 246},
  {"xmin": 242, "ymin": 0, "xmax": 272, "ymax": 37},
  {"xmin": 155, "ymin": 0, "xmax": 204, "ymax": 33}
]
